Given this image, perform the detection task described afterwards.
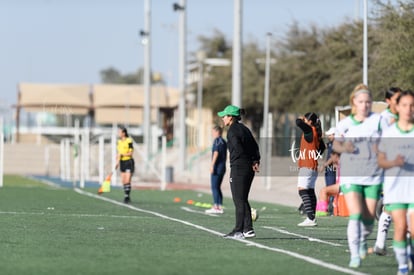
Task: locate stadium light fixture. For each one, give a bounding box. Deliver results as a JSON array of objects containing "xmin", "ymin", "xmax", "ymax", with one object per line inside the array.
[
  {"xmin": 139, "ymin": 30, "xmax": 149, "ymax": 45},
  {"xmin": 173, "ymin": 3, "xmax": 184, "ymax": 11}
]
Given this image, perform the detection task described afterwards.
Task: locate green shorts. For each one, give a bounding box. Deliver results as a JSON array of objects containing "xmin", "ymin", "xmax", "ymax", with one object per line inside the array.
[
  {"xmin": 385, "ymin": 203, "xmax": 414, "ymax": 212},
  {"xmin": 341, "ymin": 184, "xmax": 381, "ymax": 200}
]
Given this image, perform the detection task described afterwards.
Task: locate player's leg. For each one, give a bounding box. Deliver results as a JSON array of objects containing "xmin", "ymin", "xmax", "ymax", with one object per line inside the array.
[
  {"xmin": 298, "ymin": 168, "xmax": 317, "ymax": 226},
  {"xmin": 372, "ymin": 209, "xmax": 392, "ymax": 255},
  {"xmin": 206, "ymin": 174, "xmax": 223, "ymax": 214},
  {"xmin": 342, "ymin": 184, "xmax": 363, "ymax": 268},
  {"xmin": 390, "ymin": 205, "xmax": 409, "ymax": 275},
  {"xmin": 316, "ymin": 183, "xmax": 339, "ymax": 217},
  {"xmin": 316, "ymin": 186, "xmax": 329, "ymax": 216},
  {"xmin": 407, "ymin": 207, "xmax": 414, "ymax": 271},
  {"xmin": 122, "ymin": 159, "xmax": 133, "ymax": 203},
  {"xmin": 359, "ymin": 184, "xmax": 381, "ymax": 258},
  {"xmin": 371, "ymin": 185, "xmax": 391, "ymax": 255}
]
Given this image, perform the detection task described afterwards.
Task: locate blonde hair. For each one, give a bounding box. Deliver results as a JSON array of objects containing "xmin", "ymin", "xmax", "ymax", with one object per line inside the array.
[{"xmin": 349, "ymin": 83, "xmax": 372, "ymax": 115}]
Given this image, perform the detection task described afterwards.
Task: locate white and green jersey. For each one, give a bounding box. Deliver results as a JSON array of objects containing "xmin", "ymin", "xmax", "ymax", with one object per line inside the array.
[
  {"xmin": 378, "ymin": 123, "xmax": 414, "ymax": 204},
  {"xmin": 335, "ymin": 113, "xmax": 383, "ymax": 186},
  {"xmin": 379, "ymin": 108, "xmax": 398, "ymax": 132}
]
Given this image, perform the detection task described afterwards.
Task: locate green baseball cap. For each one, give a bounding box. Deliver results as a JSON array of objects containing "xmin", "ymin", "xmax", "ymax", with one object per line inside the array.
[{"xmin": 217, "ymin": 105, "xmax": 240, "ymax": 117}]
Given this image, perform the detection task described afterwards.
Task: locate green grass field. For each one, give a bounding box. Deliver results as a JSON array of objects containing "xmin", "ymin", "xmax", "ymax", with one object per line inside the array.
[{"xmin": 0, "ymin": 175, "xmax": 398, "ymax": 275}]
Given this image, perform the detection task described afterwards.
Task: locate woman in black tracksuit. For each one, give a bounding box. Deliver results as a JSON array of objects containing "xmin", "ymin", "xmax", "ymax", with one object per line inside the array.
[{"xmin": 218, "ymin": 105, "xmax": 260, "ymax": 239}]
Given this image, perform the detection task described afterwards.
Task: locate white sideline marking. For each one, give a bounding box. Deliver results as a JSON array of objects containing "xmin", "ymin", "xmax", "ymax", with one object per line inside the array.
[
  {"xmin": 0, "ymin": 211, "xmax": 148, "ymax": 219},
  {"xmin": 263, "ymin": 226, "xmax": 343, "ymax": 247},
  {"xmin": 74, "ymin": 188, "xmax": 367, "ymax": 275},
  {"xmin": 180, "ymin": 206, "xmax": 219, "ymax": 217},
  {"xmin": 0, "ymin": 211, "xmax": 45, "ymax": 215}
]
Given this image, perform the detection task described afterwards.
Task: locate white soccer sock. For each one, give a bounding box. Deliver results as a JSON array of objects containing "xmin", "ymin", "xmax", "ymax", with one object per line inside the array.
[
  {"xmin": 348, "ymin": 218, "xmax": 361, "ymax": 258},
  {"xmin": 375, "ymin": 212, "xmax": 392, "ymax": 249},
  {"xmin": 393, "ymin": 240, "xmax": 408, "ymax": 270}
]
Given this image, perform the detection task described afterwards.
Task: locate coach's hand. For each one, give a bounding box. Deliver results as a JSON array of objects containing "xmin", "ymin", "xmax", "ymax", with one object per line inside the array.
[{"xmin": 252, "ymin": 162, "xmax": 260, "ymax": 173}]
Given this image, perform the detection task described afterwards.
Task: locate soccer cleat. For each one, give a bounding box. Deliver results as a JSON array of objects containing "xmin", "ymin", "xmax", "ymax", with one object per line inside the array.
[
  {"xmin": 124, "ymin": 197, "xmax": 131, "ymax": 204},
  {"xmin": 372, "ymin": 245, "xmax": 387, "ymax": 256},
  {"xmin": 223, "ymin": 231, "xmax": 245, "ymax": 240},
  {"xmin": 297, "ymin": 217, "xmax": 317, "ymax": 227},
  {"xmin": 205, "ymin": 207, "xmax": 223, "ymax": 214},
  {"xmin": 359, "ymin": 241, "xmax": 368, "ymax": 259},
  {"xmin": 243, "ymin": 230, "xmax": 256, "ymax": 238},
  {"xmin": 349, "ymin": 257, "xmax": 361, "ymax": 268},
  {"xmin": 397, "ymin": 267, "xmax": 409, "ymax": 275}
]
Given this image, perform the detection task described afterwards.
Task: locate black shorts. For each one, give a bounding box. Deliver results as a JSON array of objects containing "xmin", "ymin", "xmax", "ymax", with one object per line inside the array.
[{"xmin": 120, "ymin": 159, "xmax": 135, "ymax": 174}]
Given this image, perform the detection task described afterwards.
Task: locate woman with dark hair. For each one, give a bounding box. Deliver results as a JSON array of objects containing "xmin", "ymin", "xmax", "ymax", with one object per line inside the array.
[
  {"xmin": 379, "ymin": 87, "xmax": 402, "ymax": 131},
  {"xmin": 372, "ymin": 86, "xmax": 402, "ymax": 256},
  {"xmin": 295, "ymin": 112, "xmax": 325, "ymax": 227},
  {"xmin": 218, "ymin": 105, "xmax": 260, "ymax": 239},
  {"xmin": 115, "ymin": 126, "xmax": 135, "ymax": 204},
  {"xmin": 377, "ymin": 90, "xmax": 414, "ymax": 275}
]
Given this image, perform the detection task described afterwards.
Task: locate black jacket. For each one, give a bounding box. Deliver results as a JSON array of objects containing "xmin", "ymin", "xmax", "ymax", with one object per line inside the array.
[{"xmin": 227, "ymin": 122, "xmax": 260, "ymax": 167}]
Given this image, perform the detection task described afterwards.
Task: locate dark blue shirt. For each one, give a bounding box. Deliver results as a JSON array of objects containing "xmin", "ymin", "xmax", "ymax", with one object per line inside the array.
[
  {"xmin": 325, "ymin": 141, "xmax": 336, "ymax": 186},
  {"xmin": 212, "ymin": 136, "xmax": 227, "ymax": 175}
]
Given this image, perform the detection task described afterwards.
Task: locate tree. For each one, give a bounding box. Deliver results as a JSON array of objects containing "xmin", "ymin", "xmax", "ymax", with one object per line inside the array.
[
  {"xmin": 195, "ymin": 30, "xmax": 233, "ymax": 114},
  {"xmin": 100, "ymin": 67, "xmax": 164, "ymax": 84},
  {"xmin": 370, "ymin": 0, "xmax": 414, "ymax": 93},
  {"xmin": 98, "ymin": 0, "xmax": 414, "ymax": 129}
]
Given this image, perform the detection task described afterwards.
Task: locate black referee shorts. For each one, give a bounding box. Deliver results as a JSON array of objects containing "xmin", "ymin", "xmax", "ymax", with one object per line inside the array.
[{"xmin": 120, "ymin": 159, "xmax": 135, "ymax": 174}]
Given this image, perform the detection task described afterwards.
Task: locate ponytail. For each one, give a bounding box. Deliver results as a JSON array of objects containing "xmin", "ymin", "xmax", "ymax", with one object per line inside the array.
[
  {"xmin": 304, "ymin": 112, "xmax": 322, "ymax": 138},
  {"xmin": 235, "ymin": 108, "xmax": 246, "ymax": 121}
]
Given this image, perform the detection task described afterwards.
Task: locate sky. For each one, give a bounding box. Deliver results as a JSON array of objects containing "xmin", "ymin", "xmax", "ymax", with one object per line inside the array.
[{"xmin": 0, "ymin": 0, "xmax": 363, "ymax": 108}]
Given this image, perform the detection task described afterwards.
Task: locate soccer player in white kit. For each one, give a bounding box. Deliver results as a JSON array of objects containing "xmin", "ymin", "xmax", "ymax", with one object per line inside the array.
[
  {"xmin": 372, "ymin": 87, "xmax": 402, "ymax": 256},
  {"xmin": 377, "ymin": 90, "xmax": 414, "ymax": 275},
  {"xmin": 333, "ymin": 83, "xmax": 382, "ymax": 268}
]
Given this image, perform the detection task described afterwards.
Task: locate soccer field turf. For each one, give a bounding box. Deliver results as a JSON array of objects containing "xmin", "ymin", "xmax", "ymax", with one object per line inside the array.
[{"xmin": 0, "ymin": 175, "xmax": 397, "ymax": 275}]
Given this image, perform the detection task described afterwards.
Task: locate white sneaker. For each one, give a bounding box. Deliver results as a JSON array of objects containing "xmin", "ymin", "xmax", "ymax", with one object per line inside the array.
[
  {"xmin": 243, "ymin": 230, "xmax": 256, "ymax": 238},
  {"xmin": 297, "ymin": 217, "xmax": 317, "ymax": 227},
  {"xmin": 205, "ymin": 207, "xmax": 223, "ymax": 214}
]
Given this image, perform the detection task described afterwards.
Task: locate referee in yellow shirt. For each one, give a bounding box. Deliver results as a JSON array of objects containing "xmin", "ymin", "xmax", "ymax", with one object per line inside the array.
[{"xmin": 115, "ymin": 127, "xmax": 134, "ymax": 204}]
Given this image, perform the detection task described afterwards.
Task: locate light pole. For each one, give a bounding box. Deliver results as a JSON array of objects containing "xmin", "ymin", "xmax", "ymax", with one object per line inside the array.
[
  {"xmin": 263, "ymin": 33, "xmax": 271, "ymax": 145},
  {"xmin": 141, "ymin": 0, "xmax": 151, "ymax": 173},
  {"xmin": 262, "ymin": 33, "xmax": 272, "ymax": 189},
  {"xmin": 232, "ymin": 0, "xmax": 242, "ymax": 107},
  {"xmin": 196, "ymin": 51, "xmax": 206, "ymax": 155},
  {"xmin": 173, "ymin": 1, "xmax": 187, "ymax": 172},
  {"xmin": 363, "ymin": 0, "xmax": 368, "ymax": 85}
]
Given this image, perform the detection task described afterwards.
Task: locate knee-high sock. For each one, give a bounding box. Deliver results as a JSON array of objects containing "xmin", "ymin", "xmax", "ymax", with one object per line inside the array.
[
  {"xmin": 299, "ymin": 189, "xmax": 315, "ymax": 220},
  {"xmin": 393, "ymin": 240, "xmax": 408, "ymax": 270},
  {"xmin": 308, "ymin": 189, "xmax": 317, "ymax": 215},
  {"xmin": 348, "ymin": 215, "xmax": 361, "ymax": 259},
  {"xmin": 123, "ymin": 183, "xmax": 131, "ymax": 198},
  {"xmin": 375, "ymin": 212, "xmax": 392, "ymax": 249},
  {"xmin": 316, "ymin": 201, "xmax": 328, "ymax": 212}
]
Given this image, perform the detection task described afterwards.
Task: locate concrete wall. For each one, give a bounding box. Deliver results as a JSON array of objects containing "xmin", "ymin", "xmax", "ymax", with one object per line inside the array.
[{"xmin": 4, "ymin": 144, "xmax": 60, "ymax": 176}]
